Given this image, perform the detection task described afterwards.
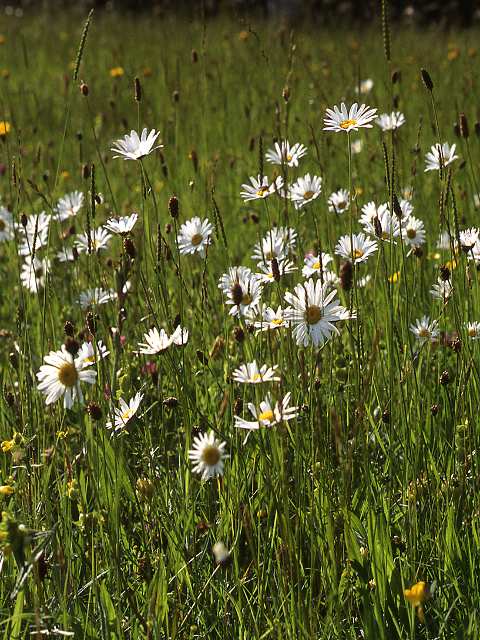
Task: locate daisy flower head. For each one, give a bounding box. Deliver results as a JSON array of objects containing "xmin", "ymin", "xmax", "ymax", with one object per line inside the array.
[
  {"xmin": 356, "ymin": 78, "xmax": 374, "ymax": 94},
  {"xmin": 359, "ymin": 201, "xmax": 389, "ymax": 226},
  {"xmin": 170, "ymin": 325, "xmax": 189, "ymax": 346},
  {"xmin": 77, "ymin": 340, "xmax": 110, "ymax": 367},
  {"xmin": 218, "ymin": 267, "xmax": 263, "ymax": 318},
  {"xmin": 240, "ymin": 174, "xmax": 284, "ymax": 202},
  {"xmin": 410, "ymin": 316, "xmax": 439, "ymax": 344},
  {"xmin": 302, "ymin": 252, "xmax": 333, "ymax": 278},
  {"xmin": 265, "ymin": 140, "xmax": 307, "ymax": 167},
  {"xmin": 362, "ymin": 208, "xmax": 400, "ymax": 243},
  {"xmin": 37, "ymin": 345, "xmax": 96, "ymax": 409},
  {"xmin": 20, "ymin": 256, "xmax": 50, "ymax": 293},
  {"xmin": 111, "ymin": 128, "xmax": 162, "ymax": 161},
  {"xmin": 252, "ymin": 227, "xmax": 297, "ymax": 264},
  {"xmin": 253, "ymin": 305, "xmax": 290, "ymax": 332},
  {"xmin": 106, "ymin": 392, "xmax": 144, "ymax": 433},
  {"xmin": 376, "ymin": 111, "xmax": 406, "ymax": 131},
  {"xmin": 424, "ymin": 142, "xmax": 458, "ymax": 172},
  {"xmin": 75, "ymin": 227, "xmax": 112, "ymax": 254},
  {"xmin": 17, "ymin": 211, "xmax": 50, "ymax": 256},
  {"xmin": 328, "ymin": 189, "xmax": 350, "ymax": 214},
  {"xmin": 335, "ymin": 232, "xmax": 378, "ymax": 264},
  {"xmin": 0, "ymin": 206, "xmax": 14, "ymax": 242},
  {"xmin": 234, "ymin": 392, "xmax": 298, "ymax": 430},
  {"xmin": 289, "ymin": 174, "xmax": 322, "ymax": 210},
  {"xmin": 177, "ymin": 216, "xmax": 213, "ymax": 256},
  {"xmin": 284, "ymin": 278, "xmax": 354, "ymax": 348},
  {"xmin": 104, "ymin": 213, "xmax": 138, "ymax": 235},
  {"xmin": 466, "ymin": 321, "xmax": 480, "ymax": 340},
  {"xmin": 55, "ymin": 191, "xmax": 84, "ymax": 222},
  {"xmin": 57, "ymin": 246, "xmax": 77, "ymax": 263},
  {"xmin": 323, "ymin": 102, "xmax": 378, "ymax": 133},
  {"xmin": 398, "ymin": 198, "xmax": 414, "ymax": 219},
  {"xmin": 402, "ymin": 216, "xmax": 426, "ymax": 248},
  {"xmin": 78, "ymin": 288, "xmax": 116, "ymax": 308},
  {"xmin": 430, "ymin": 277, "xmax": 453, "ymax": 302},
  {"xmin": 255, "ymin": 258, "xmax": 297, "ymax": 284},
  {"xmin": 232, "ymin": 361, "xmax": 280, "ymax": 384},
  {"xmin": 189, "ymin": 431, "xmax": 227, "ymax": 480},
  {"xmin": 459, "ymin": 227, "xmax": 479, "ymax": 252}
]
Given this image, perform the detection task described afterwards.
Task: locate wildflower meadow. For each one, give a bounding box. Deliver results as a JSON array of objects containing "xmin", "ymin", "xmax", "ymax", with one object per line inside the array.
[{"xmin": 0, "ymin": 4, "xmax": 480, "ymax": 638}]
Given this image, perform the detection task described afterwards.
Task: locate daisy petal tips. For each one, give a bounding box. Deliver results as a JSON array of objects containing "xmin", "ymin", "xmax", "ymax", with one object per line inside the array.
[{"xmin": 323, "ymin": 102, "xmax": 378, "ymax": 133}]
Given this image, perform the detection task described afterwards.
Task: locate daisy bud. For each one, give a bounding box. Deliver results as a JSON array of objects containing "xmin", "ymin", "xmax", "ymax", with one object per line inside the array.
[
  {"xmin": 86, "ymin": 311, "xmax": 97, "ymax": 336},
  {"xmin": 212, "ymin": 541, "xmax": 231, "ymax": 567},
  {"xmin": 64, "ymin": 338, "xmax": 80, "ymax": 356},
  {"xmin": 420, "ymin": 68, "xmax": 434, "ymax": 91},
  {"xmin": 123, "ymin": 237, "xmax": 136, "ymax": 259},
  {"xmin": 440, "ymin": 370, "xmax": 450, "ymax": 385},
  {"xmin": 168, "ymin": 195, "xmax": 179, "ymax": 219},
  {"xmin": 87, "ymin": 402, "xmax": 103, "ymax": 421},
  {"xmin": 163, "ymin": 396, "xmax": 178, "ymax": 408},
  {"xmin": 191, "ymin": 48, "xmax": 198, "ymax": 63},
  {"xmin": 196, "ymin": 349, "xmax": 208, "ymax": 366},
  {"xmin": 134, "ymin": 76, "xmax": 141, "ymax": 102},
  {"xmin": 232, "ymin": 326, "xmax": 245, "ymax": 343},
  {"xmin": 64, "ymin": 320, "xmax": 75, "ymax": 337},
  {"xmin": 271, "ymin": 257, "xmax": 281, "ymax": 282},
  {"xmin": 439, "ymin": 264, "xmax": 451, "ymax": 281},
  {"xmin": 282, "ymin": 85, "xmax": 290, "ymax": 102},
  {"xmin": 459, "ymin": 112, "xmax": 469, "ymax": 139},
  {"xmin": 340, "ymin": 260, "xmax": 353, "ymax": 291},
  {"xmin": 80, "ymin": 81, "xmax": 89, "ymax": 96},
  {"xmin": 20, "ymin": 213, "xmax": 27, "ymax": 228}
]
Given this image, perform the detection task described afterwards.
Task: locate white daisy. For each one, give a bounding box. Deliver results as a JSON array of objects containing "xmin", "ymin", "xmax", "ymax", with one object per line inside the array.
[
  {"xmin": 137, "ymin": 326, "xmax": 188, "ymax": 355},
  {"xmin": 284, "ymin": 278, "xmax": 354, "ymax": 348},
  {"xmin": 170, "ymin": 325, "xmax": 189, "ymax": 346},
  {"xmin": 78, "ymin": 288, "xmax": 116, "ymax": 308},
  {"xmin": 409, "ymin": 316, "xmax": 439, "ymax": 344},
  {"xmin": 111, "ymin": 128, "xmax": 162, "ymax": 161},
  {"xmin": 430, "ymin": 277, "xmax": 453, "ymax": 302},
  {"xmin": 104, "ymin": 213, "xmax": 138, "ymax": 235},
  {"xmin": 106, "ymin": 392, "xmax": 144, "ymax": 432},
  {"xmin": 55, "ymin": 191, "xmax": 84, "ymax": 222},
  {"xmin": 466, "ymin": 322, "xmax": 480, "ymax": 340},
  {"xmin": 189, "ymin": 431, "xmax": 227, "ymax": 480},
  {"xmin": 398, "ymin": 198, "xmax": 414, "ymax": 219},
  {"xmin": 362, "ymin": 208, "xmax": 400, "ymax": 242},
  {"xmin": 75, "ymin": 227, "xmax": 112, "ymax": 254},
  {"xmin": 252, "ymin": 227, "xmax": 297, "ymax": 264},
  {"xmin": 218, "ymin": 267, "xmax": 263, "ymax": 318},
  {"xmin": 302, "ymin": 252, "xmax": 333, "ymax": 278},
  {"xmin": 255, "ymin": 258, "xmax": 297, "ymax": 284},
  {"xmin": 323, "ymin": 102, "xmax": 378, "ymax": 133},
  {"xmin": 376, "ymin": 111, "xmax": 406, "ymax": 131},
  {"xmin": 253, "ymin": 305, "xmax": 289, "ymax": 332},
  {"xmin": 288, "ymin": 173, "xmax": 322, "ymax": 210},
  {"xmin": 459, "ymin": 227, "xmax": 479, "ymax": 252},
  {"xmin": 402, "ymin": 216, "xmax": 426, "ymax": 248},
  {"xmin": 356, "ymin": 78, "xmax": 374, "ymax": 94},
  {"xmin": 36, "ymin": 345, "xmax": 96, "ymax": 408},
  {"xmin": 240, "ymin": 175, "xmax": 284, "ymax": 201},
  {"xmin": 234, "ymin": 392, "xmax": 299, "ymax": 430},
  {"xmin": 328, "ymin": 189, "xmax": 350, "ymax": 214},
  {"xmin": 76, "ymin": 340, "xmax": 110, "ymax": 367},
  {"xmin": 0, "ymin": 206, "xmax": 14, "ymax": 241},
  {"xmin": 424, "ymin": 143, "xmax": 459, "ymax": 172},
  {"xmin": 335, "ymin": 233, "xmax": 378, "ymax": 264},
  {"xmin": 20, "ymin": 255, "xmax": 50, "ymax": 293},
  {"xmin": 177, "ymin": 216, "xmax": 213, "ymax": 256},
  {"xmin": 232, "ymin": 361, "xmax": 280, "ymax": 384},
  {"xmin": 359, "ymin": 201, "xmax": 389, "ymax": 227},
  {"xmin": 265, "ymin": 140, "xmax": 307, "ymax": 167},
  {"xmin": 56, "ymin": 246, "xmax": 77, "ymax": 262},
  {"xmin": 17, "ymin": 212, "xmax": 50, "ymax": 256}
]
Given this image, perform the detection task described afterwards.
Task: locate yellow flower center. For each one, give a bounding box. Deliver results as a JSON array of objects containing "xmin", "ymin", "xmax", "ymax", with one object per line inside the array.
[
  {"xmin": 312, "ymin": 261, "xmax": 320, "ymax": 270},
  {"xmin": 353, "ymin": 249, "xmax": 364, "ymax": 259},
  {"xmin": 337, "ymin": 200, "xmax": 347, "ymax": 209},
  {"xmin": 242, "ymin": 293, "xmax": 253, "ymax": 305},
  {"xmin": 418, "ymin": 328, "xmax": 430, "ymax": 338},
  {"xmin": 58, "ymin": 362, "xmax": 78, "ymax": 387},
  {"xmin": 191, "ymin": 233, "xmax": 203, "ymax": 246},
  {"xmin": 201, "ymin": 445, "xmax": 221, "ymax": 466},
  {"xmin": 271, "ymin": 318, "xmax": 284, "ymax": 326},
  {"xmin": 0, "ymin": 220, "xmax": 5, "ymax": 231},
  {"xmin": 468, "ymin": 327, "xmax": 477, "ymax": 337},
  {"xmin": 286, "ymin": 154, "xmax": 292, "ymax": 161},
  {"xmin": 382, "ymin": 231, "xmax": 390, "ymax": 239},
  {"xmin": 303, "ymin": 190, "xmax": 315, "ymax": 200},
  {"xmin": 407, "ymin": 228, "xmax": 417, "ymax": 239},
  {"xmin": 258, "ymin": 409, "xmax": 274, "ymax": 422},
  {"xmin": 340, "ymin": 118, "xmax": 357, "ymax": 129},
  {"xmin": 256, "ymin": 186, "xmax": 270, "ymax": 197},
  {"xmin": 251, "ymin": 373, "xmax": 262, "ymax": 381},
  {"xmin": 305, "ymin": 305, "xmax": 322, "ymax": 325},
  {"xmin": 121, "ymin": 408, "xmax": 134, "ymax": 422}
]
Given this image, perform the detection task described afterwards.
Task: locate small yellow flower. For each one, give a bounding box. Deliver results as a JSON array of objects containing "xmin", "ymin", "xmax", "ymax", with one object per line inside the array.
[
  {"xmin": 447, "ymin": 47, "xmax": 460, "ymax": 61},
  {"xmin": 143, "ymin": 67, "xmax": 153, "ymax": 77},
  {"xmin": 238, "ymin": 30, "xmax": 249, "ymax": 41},
  {"xmin": 445, "ymin": 258, "xmax": 458, "ymax": 271},
  {"xmin": 404, "ymin": 581, "xmax": 430, "ymax": 622},
  {"xmin": 110, "ymin": 66, "xmax": 124, "ymax": 78},
  {"xmin": 388, "ymin": 271, "xmax": 400, "ymax": 283},
  {"xmin": 0, "ymin": 121, "xmax": 11, "ymax": 137},
  {"xmin": 66, "ymin": 479, "xmax": 78, "ymax": 499},
  {"xmin": 0, "ymin": 485, "xmax": 14, "ymax": 496},
  {"xmin": 1, "ymin": 439, "xmax": 14, "ymax": 453},
  {"xmin": 354, "ymin": 186, "xmax": 363, "ymax": 197},
  {"xmin": 61, "ymin": 170, "xmax": 70, "ymax": 180}
]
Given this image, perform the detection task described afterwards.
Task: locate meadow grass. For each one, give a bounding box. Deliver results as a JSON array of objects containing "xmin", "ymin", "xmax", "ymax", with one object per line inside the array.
[{"xmin": 0, "ymin": 7, "xmax": 480, "ymax": 639}]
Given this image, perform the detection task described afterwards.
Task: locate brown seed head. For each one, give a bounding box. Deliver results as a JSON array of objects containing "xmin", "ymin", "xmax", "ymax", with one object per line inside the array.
[
  {"xmin": 87, "ymin": 402, "xmax": 103, "ymax": 421},
  {"xmin": 64, "ymin": 320, "xmax": 75, "ymax": 337},
  {"xmin": 420, "ymin": 68, "xmax": 434, "ymax": 91},
  {"xmin": 168, "ymin": 195, "xmax": 179, "ymax": 219}
]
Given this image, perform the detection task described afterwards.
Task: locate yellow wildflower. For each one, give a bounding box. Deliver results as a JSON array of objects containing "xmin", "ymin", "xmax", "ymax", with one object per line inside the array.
[
  {"xmin": 388, "ymin": 271, "xmax": 400, "ymax": 283},
  {"xmin": 238, "ymin": 30, "xmax": 249, "ymax": 41},
  {"xmin": 0, "ymin": 485, "xmax": 14, "ymax": 496},
  {"xmin": 404, "ymin": 581, "xmax": 430, "ymax": 623},
  {"xmin": 110, "ymin": 66, "xmax": 124, "ymax": 78},
  {"xmin": 0, "ymin": 121, "xmax": 11, "ymax": 137}
]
